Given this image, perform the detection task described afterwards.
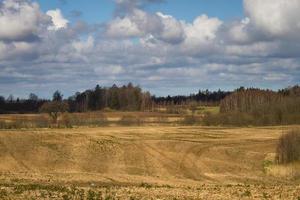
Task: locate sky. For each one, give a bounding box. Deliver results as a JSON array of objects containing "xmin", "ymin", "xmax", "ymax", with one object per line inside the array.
[{"xmin": 0, "ymin": 0, "xmax": 299, "ymax": 98}]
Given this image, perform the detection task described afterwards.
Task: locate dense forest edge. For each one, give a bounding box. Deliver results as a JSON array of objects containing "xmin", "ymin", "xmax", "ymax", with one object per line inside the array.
[
  {"xmin": 0, "ymin": 83, "xmax": 230, "ymax": 114},
  {"xmin": 0, "ymin": 84, "xmax": 300, "ymax": 127},
  {"xmin": 204, "ymin": 85, "xmax": 300, "ymax": 126}
]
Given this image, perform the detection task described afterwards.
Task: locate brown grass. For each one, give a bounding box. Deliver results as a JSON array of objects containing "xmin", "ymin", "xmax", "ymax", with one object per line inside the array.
[
  {"xmin": 1, "ymin": 125, "xmax": 300, "ymax": 199},
  {"xmin": 0, "ymin": 112, "xmax": 186, "ymax": 128}
]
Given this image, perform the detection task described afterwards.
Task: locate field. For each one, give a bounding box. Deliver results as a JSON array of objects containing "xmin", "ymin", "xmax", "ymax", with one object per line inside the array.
[{"xmin": 1, "ymin": 123, "xmax": 300, "ymax": 199}]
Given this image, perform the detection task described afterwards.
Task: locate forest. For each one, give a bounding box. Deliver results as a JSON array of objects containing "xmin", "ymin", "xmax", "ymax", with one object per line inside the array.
[
  {"xmin": 0, "ymin": 83, "xmax": 231, "ymax": 114},
  {"xmin": 1, "ymin": 84, "xmax": 300, "ymax": 127},
  {"xmin": 204, "ymin": 85, "xmax": 300, "ymax": 125}
]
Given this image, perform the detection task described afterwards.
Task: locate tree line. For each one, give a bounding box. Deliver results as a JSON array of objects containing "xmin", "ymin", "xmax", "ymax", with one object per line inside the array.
[
  {"xmin": 0, "ymin": 83, "xmax": 232, "ymax": 114},
  {"xmin": 67, "ymin": 83, "xmax": 152, "ymax": 112},
  {"xmin": 204, "ymin": 85, "xmax": 300, "ymax": 126},
  {"xmin": 153, "ymin": 89, "xmax": 231, "ymax": 106},
  {"xmin": 0, "ymin": 93, "xmax": 46, "ymax": 114},
  {"xmin": 220, "ymin": 86, "xmax": 300, "ymax": 114}
]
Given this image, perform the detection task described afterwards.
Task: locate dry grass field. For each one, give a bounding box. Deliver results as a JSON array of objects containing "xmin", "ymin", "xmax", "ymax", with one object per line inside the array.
[
  {"xmin": 0, "ymin": 124, "xmax": 300, "ymax": 199},
  {"xmin": 0, "ymin": 112, "xmax": 187, "ymax": 128}
]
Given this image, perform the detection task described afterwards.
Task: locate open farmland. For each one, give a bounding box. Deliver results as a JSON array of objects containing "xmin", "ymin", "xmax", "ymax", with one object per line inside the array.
[
  {"xmin": 0, "ymin": 125, "xmax": 300, "ymax": 199},
  {"xmin": 0, "ymin": 111, "xmax": 188, "ymax": 128}
]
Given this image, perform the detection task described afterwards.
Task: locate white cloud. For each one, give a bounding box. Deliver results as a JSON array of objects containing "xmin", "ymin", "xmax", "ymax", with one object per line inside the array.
[
  {"xmin": 227, "ymin": 18, "xmax": 251, "ymax": 44},
  {"xmin": 106, "ymin": 16, "xmax": 142, "ymax": 38},
  {"xmin": 0, "ymin": 0, "xmax": 48, "ymax": 41},
  {"xmin": 95, "ymin": 65, "xmax": 124, "ymax": 75},
  {"xmin": 225, "ymin": 42, "xmax": 278, "ymax": 57},
  {"xmin": 46, "ymin": 9, "xmax": 69, "ymax": 30},
  {"xmin": 184, "ymin": 15, "xmax": 222, "ymax": 43},
  {"xmin": 1, "ymin": 0, "xmax": 300, "ymax": 97},
  {"xmin": 72, "ymin": 36, "xmax": 95, "ymax": 53},
  {"xmin": 106, "ymin": 8, "xmax": 163, "ymax": 39},
  {"xmin": 244, "ymin": 0, "xmax": 300, "ymax": 39},
  {"xmin": 106, "ymin": 10, "xmax": 221, "ymax": 48},
  {"xmin": 180, "ymin": 15, "xmax": 223, "ymax": 54},
  {"xmin": 264, "ymin": 73, "xmax": 291, "ymax": 81},
  {"xmin": 156, "ymin": 12, "xmax": 185, "ymax": 43},
  {"xmin": 0, "ymin": 40, "xmax": 37, "ymax": 60}
]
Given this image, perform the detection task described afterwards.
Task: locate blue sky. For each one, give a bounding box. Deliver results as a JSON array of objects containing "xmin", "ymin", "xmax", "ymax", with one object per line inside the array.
[
  {"xmin": 146, "ymin": 0, "xmax": 244, "ymax": 21},
  {"xmin": 0, "ymin": 0, "xmax": 299, "ymax": 98},
  {"xmin": 37, "ymin": 0, "xmax": 244, "ymax": 24},
  {"xmin": 37, "ymin": 0, "xmax": 115, "ymax": 23}
]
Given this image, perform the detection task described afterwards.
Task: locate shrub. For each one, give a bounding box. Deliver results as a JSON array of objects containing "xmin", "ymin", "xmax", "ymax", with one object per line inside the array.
[
  {"xmin": 39, "ymin": 101, "xmax": 69, "ymax": 124},
  {"xmin": 59, "ymin": 113, "xmax": 73, "ymax": 128},
  {"xmin": 276, "ymin": 129, "xmax": 300, "ymax": 164},
  {"xmin": 202, "ymin": 112, "xmax": 255, "ymax": 126}
]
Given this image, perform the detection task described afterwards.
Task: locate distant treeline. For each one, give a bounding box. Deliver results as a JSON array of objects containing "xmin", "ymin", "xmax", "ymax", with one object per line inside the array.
[
  {"xmin": 1, "ymin": 84, "xmax": 299, "ymax": 118},
  {"xmin": 67, "ymin": 83, "xmax": 152, "ymax": 112},
  {"xmin": 0, "ymin": 94, "xmax": 47, "ymax": 114},
  {"xmin": 0, "ymin": 84, "xmax": 232, "ymax": 114},
  {"xmin": 204, "ymin": 85, "xmax": 300, "ymax": 126},
  {"xmin": 154, "ymin": 89, "xmax": 231, "ymax": 106}
]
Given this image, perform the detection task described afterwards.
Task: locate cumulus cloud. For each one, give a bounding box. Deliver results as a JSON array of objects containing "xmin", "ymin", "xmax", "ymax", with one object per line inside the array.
[
  {"xmin": 181, "ymin": 15, "xmax": 223, "ymax": 54},
  {"xmin": 1, "ymin": 0, "xmax": 300, "ymax": 97},
  {"xmin": 106, "ymin": 8, "xmax": 162, "ymax": 39},
  {"xmin": 185, "ymin": 15, "xmax": 222, "ymax": 42},
  {"xmin": 46, "ymin": 9, "xmax": 69, "ymax": 30},
  {"xmin": 221, "ymin": 0, "xmax": 300, "ymax": 62},
  {"xmin": 156, "ymin": 12, "xmax": 185, "ymax": 44},
  {"xmin": 225, "ymin": 18, "xmax": 251, "ymax": 44},
  {"xmin": 106, "ymin": 16, "xmax": 142, "ymax": 38},
  {"xmin": 72, "ymin": 36, "xmax": 95, "ymax": 53},
  {"xmin": 106, "ymin": 9, "xmax": 220, "ymax": 48},
  {"xmin": 244, "ymin": 0, "xmax": 300, "ymax": 39},
  {"xmin": 0, "ymin": 41, "xmax": 38, "ymax": 61},
  {"xmin": 0, "ymin": 0, "xmax": 49, "ymax": 41},
  {"xmin": 226, "ymin": 0, "xmax": 300, "ymax": 44}
]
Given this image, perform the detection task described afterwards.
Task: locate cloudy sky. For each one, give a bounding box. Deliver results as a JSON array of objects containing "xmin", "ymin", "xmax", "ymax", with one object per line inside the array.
[{"xmin": 0, "ymin": 0, "xmax": 299, "ymax": 98}]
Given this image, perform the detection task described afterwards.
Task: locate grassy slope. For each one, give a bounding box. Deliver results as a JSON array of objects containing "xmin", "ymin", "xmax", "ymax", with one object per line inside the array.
[
  {"xmin": 0, "ymin": 126, "xmax": 280, "ymax": 184},
  {"xmin": 0, "ymin": 125, "xmax": 300, "ymax": 199}
]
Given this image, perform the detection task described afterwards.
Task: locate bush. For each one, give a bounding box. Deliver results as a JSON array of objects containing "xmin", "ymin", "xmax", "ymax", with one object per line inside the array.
[
  {"xmin": 39, "ymin": 101, "xmax": 69, "ymax": 123},
  {"xmin": 202, "ymin": 112, "xmax": 255, "ymax": 126},
  {"xmin": 59, "ymin": 113, "xmax": 73, "ymax": 128},
  {"xmin": 276, "ymin": 129, "xmax": 300, "ymax": 164}
]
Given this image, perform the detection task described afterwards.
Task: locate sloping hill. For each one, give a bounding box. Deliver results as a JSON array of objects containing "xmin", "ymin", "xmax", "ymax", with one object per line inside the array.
[{"xmin": 0, "ymin": 126, "xmax": 299, "ymax": 199}]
